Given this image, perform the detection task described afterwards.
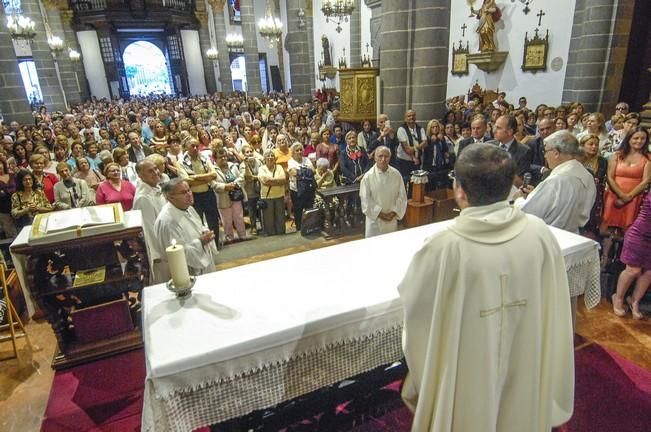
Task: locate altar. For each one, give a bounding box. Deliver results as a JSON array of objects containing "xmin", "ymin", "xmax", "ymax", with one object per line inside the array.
[{"xmin": 141, "ymin": 221, "xmax": 600, "ymax": 432}]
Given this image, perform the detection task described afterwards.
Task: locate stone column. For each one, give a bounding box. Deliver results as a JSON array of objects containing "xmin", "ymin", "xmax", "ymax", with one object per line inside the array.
[
  {"xmin": 273, "ymin": 0, "xmax": 285, "ymax": 91},
  {"xmin": 349, "ymin": 0, "xmax": 361, "ymax": 67},
  {"xmin": 379, "ymin": 0, "xmax": 450, "ymax": 123},
  {"xmin": 60, "ymin": 8, "xmax": 89, "ymax": 102},
  {"xmin": 0, "ymin": 9, "xmax": 32, "ymax": 123},
  {"xmin": 195, "ymin": 9, "xmax": 217, "ymax": 94},
  {"xmin": 45, "ymin": 5, "xmax": 82, "ymax": 104},
  {"xmin": 284, "ymin": 0, "xmax": 311, "ymax": 101},
  {"xmin": 209, "ymin": 0, "xmax": 233, "ymax": 93},
  {"xmin": 21, "ymin": 0, "xmax": 66, "ymax": 111},
  {"xmin": 562, "ymin": 0, "xmax": 634, "ymax": 113},
  {"xmin": 305, "ymin": 5, "xmax": 314, "ymax": 94},
  {"xmin": 239, "ymin": 0, "xmax": 262, "ymax": 95}
]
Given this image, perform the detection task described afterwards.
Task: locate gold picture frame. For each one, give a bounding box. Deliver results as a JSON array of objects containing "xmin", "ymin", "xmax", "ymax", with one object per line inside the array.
[
  {"xmin": 451, "ymin": 41, "xmax": 469, "ymax": 76},
  {"xmin": 522, "ymin": 29, "xmax": 549, "ymax": 73}
]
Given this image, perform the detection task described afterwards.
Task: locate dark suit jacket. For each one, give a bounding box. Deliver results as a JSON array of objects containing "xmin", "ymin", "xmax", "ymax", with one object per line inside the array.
[
  {"xmin": 127, "ymin": 144, "xmax": 153, "ymax": 163},
  {"xmin": 457, "ymin": 136, "xmax": 490, "ymax": 156},
  {"xmin": 488, "ymin": 139, "xmax": 532, "ymax": 177}
]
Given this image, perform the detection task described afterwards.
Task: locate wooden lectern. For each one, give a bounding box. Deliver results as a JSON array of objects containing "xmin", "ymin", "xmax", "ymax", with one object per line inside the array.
[
  {"xmin": 338, "ymin": 68, "xmax": 379, "ymax": 122},
  {"xmin": 404, "ymin": 171, "xmax": 434, "ymax": 228}
]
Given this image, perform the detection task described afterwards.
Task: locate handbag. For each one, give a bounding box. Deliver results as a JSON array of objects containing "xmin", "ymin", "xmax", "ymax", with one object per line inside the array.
[
  {"xmin": 228, "ymin": 188, "xmax": 244, "ymax": 201},
  {"xmin": 257, "ymin": 182, "xmax": 273, "ymax": 210}
]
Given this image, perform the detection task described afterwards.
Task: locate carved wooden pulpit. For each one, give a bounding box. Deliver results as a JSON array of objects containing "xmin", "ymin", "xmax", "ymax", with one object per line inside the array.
[{"xmin": 338, "ymin": 68, "xmax": 379, "ymax": 122}]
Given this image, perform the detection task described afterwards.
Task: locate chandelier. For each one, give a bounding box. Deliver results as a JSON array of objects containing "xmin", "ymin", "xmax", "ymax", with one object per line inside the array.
[
  {"xmin": 206, "ymin": 47, "xmax": 219, "ymax": 61},
  {"xmin": 321, "ymin": 0, "xmax": 354, "ymax": 33},
  {"xmin": 48, "ymin": 35, "xmax": 64, "ymax": 54},
  {"xmin": 68, "ymin": 48, "xmax": 81, "ymax": 62},
  {"xmin": 225, "ymin": 33, "xmax": 244, "ymax": 51},
  {"xmin": 6, "ymin": 14, "xmax": 36, "ymax": 41},
  {"xmin": 257, "ymin": 1, "xmax": 283, "ymax": 48}
]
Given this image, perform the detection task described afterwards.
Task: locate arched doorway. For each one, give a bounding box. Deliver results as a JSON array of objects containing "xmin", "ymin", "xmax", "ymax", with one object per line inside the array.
[
  {"xmin": 230, "ymin": 55, "xmax": 247, "ymax": 92},
  {"xmin": 122, "ymin": 41, "xmax": 172, "ymax": 97}
]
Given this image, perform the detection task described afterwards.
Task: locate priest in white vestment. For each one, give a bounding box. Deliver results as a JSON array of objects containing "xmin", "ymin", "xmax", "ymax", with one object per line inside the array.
[
  {"xmin": 398, "ymin": 144, "xmax": 574, "ymax": 432},
  {"xmin": 360, "ymin": 146, "xmax": 407, "ymax": 237},
  {"xmin": 154, "ymin": 178, "xmax": 218, "ymax": 281},
  {"xmin": 132, "ymin": 160, "xmax": 167, "ymax": 283},
  {"xmin": 515, "ymin": 130, "xmax": 596, "ymax": 233}
]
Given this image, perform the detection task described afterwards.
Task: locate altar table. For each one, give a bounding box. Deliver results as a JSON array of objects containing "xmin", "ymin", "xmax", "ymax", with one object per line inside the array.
[{"xmin": 141, "ymin": 221, "xmax": 600, "ymax": 432}]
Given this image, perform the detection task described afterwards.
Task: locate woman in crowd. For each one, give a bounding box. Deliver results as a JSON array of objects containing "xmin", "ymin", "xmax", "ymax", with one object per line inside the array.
[
  {"xmin": 303, "ymin": 132, "xmax": 319, "ymax": 158},
  {"xmin": 67, "ymin": 142, "xmax": 85, "ymax": 172},
  {"xmin": 30, "ymin": 154, "xmax": 58, "ymax": 203},
  {"xmin": 579, "ymin": 134, "xmax": 608, "ymax": 239},
  {"xmin": 197, "ymin": 129, "xmax": 212, "ymax": 152},
  {"xmin": 273, "ymin": 134, "xmax": 292, "ymax": 172},
  {"xmin": 600, "ymin": 127, "xmax": 651, "ymax": 266},
  {"xmin": 114, "ymin": 132, "xmax": 128, "ymax": 149},
  {"xmin": 213, "ymin": 148, "xmax": 248, "ymax": 242},
  {"xmin": 258, "ymin": 150, "xmax": 287, "ymax": 236},
  {"xmin": 0, "ymin": 159, "xmax": 17, "ymax": 238},
  {"xmin": 12, "ymin": 141, "xmax": 29, "ymax": 169},
  {"xmin": 74, "ymin": 156, "xmax": 105, "ymax": 198},
  {"xmin": 339, "ymin": 130, "xmax": 370, "ymax": 185},
  {"xmin": 443, "ymin": 122, "xmax": 459, "ymax": 150},
  {"xmin": 287, "ymin": 142, "xmax": 315, "ymax": 231},
  {"xmin": 149, "ymin": 122, "xmax": 168, "ymax": 152},
  {"xmin": 54, "ymin": 162, "xmax": 94, "ymax": 209},
  {"xmin": 34, "ymin": 145, "xmax": 58, "ymax": 177},
  {"xmin": 577, "ymin": 113, "xmax": 610, "ymax": 153},
  {"xmin": 514, "ymin": 115, "xmax": 533, "ymax": 146},
  {"xmin": 422, "ymin": 119, "xmax": 453, "ymax": 190},
  {"xmin": 240, "ymin": 144, "xmax": 263, "ymax": 234},
  {"xmin": 11, "ymin": 169, "xmax": 53, "ymax": 230},
  {"xmin": 566, "ymin": 112, "xmax": 580, "ymax": 136},
  {"xmin": 248, "ymin": 134, "xmax": 265, "ymax": 161},
  {"xmin": 316, "ymin": 129, "xmax": 339, "ymax": 176},
  {"xmin": 112, "ymin": 147, "xmax": 138, "ymax": 183},
  {"xmin": 612, "ymin": 192, "xmax": 651, "ymax": 319},
  {"xmin": 555, "ymin": 117, "xmax": 568, "ymax": 131},
  {"xmin": 357, "ymin": 120, "xmax": 376, "ymax": 152},
  {"xmin": 95, "ymin": 162, "xmax": 136, "ymax": 210}
]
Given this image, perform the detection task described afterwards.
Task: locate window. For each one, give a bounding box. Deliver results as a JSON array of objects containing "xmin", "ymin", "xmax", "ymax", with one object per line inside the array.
[
  {"xmin": 2, "ymin": 0, "xmax": 21, "ymax": 13},
  {"xmin": 99, "ymin": 37, "xmax": 114, "ymax": 63},
  {"xmin": 18, "ymin": 60, "xmax": 43, "ymax": 106},
  {"xmin": 167, "ymin": 35, "xmax": 181, "ymax": 60}
]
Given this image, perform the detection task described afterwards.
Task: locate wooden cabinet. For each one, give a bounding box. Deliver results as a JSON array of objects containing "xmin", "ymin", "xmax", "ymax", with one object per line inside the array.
[{"xmin": 10, "ymin": 227, "xmax": 149, "ymax": 369}]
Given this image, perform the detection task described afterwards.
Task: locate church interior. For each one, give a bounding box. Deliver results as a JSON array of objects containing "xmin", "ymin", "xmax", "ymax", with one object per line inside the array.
[{"xmin": 1, "ymin": 0, "xmax": 651, "ymax": 431}]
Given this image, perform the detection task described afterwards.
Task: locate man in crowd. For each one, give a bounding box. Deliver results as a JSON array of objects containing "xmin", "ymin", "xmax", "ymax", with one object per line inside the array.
[
  {"xmin": 490, "ymin": 114, "xmax": 532, "ymax": 184},
  {"xmin": 515, "ymin": 130, "xmax": 596, "ymax": 234},
  {"xmin": 398, "ymin": 143, "xmax": 574, "ymax": 432},
  {"xmin": 132, "ymin": 159, "xmax": 167, "ymax": 283},
  {"xmin": 528, "ymin": 118, "xmax": 555, "ymax": 185},
  {"xmin": 176, "ymin": 138, "xmax": 220, "ymax": 249},
  {"xmin": 396, "ymin": 109, "xmax": 427, "ymax": 185},
  {"xmin": 154, "ymin": 178, "xmax": 218, "ymax": 278},
  {"xmin": 359, "ymin": 146, "xmax": 407, "ymax": 237},
  {"xmin": 457, "ymin": 114, "xmax": 490, "ymax": 155},
  {"xmin": 367, "ymin": 113, "xmax": 398, "ymax": 162},
  {"xmin": 127, "ymin": 131, "xmax": 153, "ymax": 163}
]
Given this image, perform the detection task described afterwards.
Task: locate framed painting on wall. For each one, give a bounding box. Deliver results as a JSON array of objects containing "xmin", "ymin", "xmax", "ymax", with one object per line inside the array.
[
  {"xmin": 522, "ymin": 29, "xmax": 549, "ymax": 73},
  {"xmin": 451, "ymin": 41, "xmax": 469, "ymax": 76}
]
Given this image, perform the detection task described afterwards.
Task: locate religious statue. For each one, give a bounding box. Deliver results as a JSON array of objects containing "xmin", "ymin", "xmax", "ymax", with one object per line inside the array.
[
  {"xmin": 470, "ymin": 0, "xmax": 501, "ymax": 52},
  {"xmin": 321, "ymin": 35, "xmax": 332, "ymax": 66}
]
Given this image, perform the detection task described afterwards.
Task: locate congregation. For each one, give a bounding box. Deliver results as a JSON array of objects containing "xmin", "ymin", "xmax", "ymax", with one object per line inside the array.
[{"xmin": 0, "ymin": 90, "xmax": 649, "ymax": 316}]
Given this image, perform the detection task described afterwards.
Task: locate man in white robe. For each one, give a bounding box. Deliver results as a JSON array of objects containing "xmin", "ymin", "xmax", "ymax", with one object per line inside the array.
[
  {"xmin": 360, "ymin": 146, "xmax": 407, "ymax": 237},
  {"xmin": 154, "ymin": 178, "xmax": 218, "ymax": 281},
  {"xmin": 398, "ymin": 143, "xmax": 574, "ymax": 432},
  {"xmin": 515, "ymin": 130, "xmax": 596, "ymax": 233},
  {"xmin": 132, "ymin": 159, "xmax": 167, "ymax": 283}
]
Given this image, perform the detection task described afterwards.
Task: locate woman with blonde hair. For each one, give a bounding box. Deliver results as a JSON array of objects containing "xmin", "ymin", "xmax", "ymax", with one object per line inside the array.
[{"xmin": 258, "ymin": 150, "xmax": 287, "ymax": 235}]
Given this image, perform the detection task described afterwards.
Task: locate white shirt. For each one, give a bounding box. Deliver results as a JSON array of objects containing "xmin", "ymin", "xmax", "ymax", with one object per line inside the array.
[{"xmin": 516, "ymin": 159, "xmax": 596, "ymax": 233}]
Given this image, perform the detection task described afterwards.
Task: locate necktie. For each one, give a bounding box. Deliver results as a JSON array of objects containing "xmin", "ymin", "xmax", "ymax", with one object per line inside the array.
[{"xmin": 500, "ymin": 143, "xmax": 507, "ymax": 150}]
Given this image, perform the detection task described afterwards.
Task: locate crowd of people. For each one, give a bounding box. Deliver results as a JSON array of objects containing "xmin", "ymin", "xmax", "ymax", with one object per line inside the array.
[{"xmin": 0, "ymin": 90, "xmax": 649, "ymax": 316}]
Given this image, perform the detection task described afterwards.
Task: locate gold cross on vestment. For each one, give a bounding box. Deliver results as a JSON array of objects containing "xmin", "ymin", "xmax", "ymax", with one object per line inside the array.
[{"xmin": 480, "ymin": 274, "xmax": 528, "ymax": 371}]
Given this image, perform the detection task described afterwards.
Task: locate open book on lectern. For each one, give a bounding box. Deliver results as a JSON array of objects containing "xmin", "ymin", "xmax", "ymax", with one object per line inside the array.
[{"xmin": 29, "ymin": 203, "xmax": 125, "ymax": 245}]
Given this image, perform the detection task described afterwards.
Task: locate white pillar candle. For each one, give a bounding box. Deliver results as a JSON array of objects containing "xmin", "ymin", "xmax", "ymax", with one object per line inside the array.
[{"xmin": 166, "ymin": 239, "xmax": 191, "ymax": 289}]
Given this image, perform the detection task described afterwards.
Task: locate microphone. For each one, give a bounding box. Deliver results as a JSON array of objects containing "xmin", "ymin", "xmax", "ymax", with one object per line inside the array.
[{"xmin": 522, "ymin": 172, "xmax": 532, "ymax": 189}]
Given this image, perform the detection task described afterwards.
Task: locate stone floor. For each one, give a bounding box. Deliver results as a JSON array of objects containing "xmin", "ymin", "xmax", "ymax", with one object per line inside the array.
[{"xmin": 0, "ymin": 230, "xmax": 649, "ymax": 432}]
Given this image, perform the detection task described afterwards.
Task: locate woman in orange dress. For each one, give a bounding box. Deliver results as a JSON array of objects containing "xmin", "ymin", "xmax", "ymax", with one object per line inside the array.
[{"xmin": 600, "ymin": 127, "xmax": 650, "ymax": 266}]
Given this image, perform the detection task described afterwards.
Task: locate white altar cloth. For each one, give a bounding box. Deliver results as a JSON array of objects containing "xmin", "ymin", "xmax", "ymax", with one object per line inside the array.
[{"xmin": 142, "ymin": 220, "xmax": 600, "ymax": 432}]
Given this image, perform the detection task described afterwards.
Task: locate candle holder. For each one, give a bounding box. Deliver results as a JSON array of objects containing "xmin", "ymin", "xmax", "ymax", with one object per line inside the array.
[{"xmin": 166, "ymin": 276, "xmax": 197, "ymax": 298}]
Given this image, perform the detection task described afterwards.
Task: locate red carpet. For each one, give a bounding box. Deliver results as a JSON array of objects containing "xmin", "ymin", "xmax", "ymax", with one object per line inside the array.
[
  {"xmin": 41, "ymin": 349, "xmax": 144, "ymax": 432},
  {"xmin": 42, "ymin": 344, "xmax": 651, "ymax": 431}
]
